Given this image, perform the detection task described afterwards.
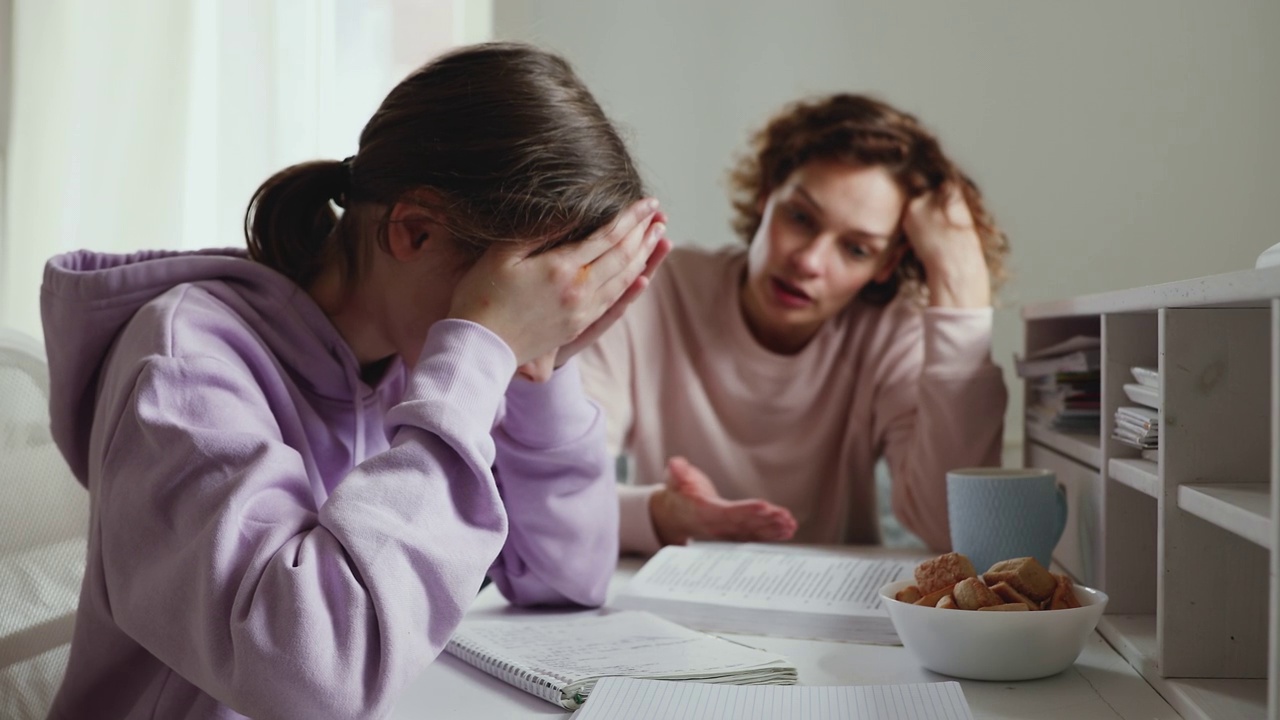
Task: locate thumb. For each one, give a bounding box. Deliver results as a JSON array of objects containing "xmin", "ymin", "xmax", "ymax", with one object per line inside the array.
[{"xmin": 666, "ymin": 456, "xmax": 716, "ymax": 499}]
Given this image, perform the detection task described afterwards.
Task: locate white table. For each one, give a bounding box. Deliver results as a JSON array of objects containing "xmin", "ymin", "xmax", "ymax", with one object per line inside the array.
[{"xmin": 390, "ymin": 548, "xmax": 1182, "ymax": 720}]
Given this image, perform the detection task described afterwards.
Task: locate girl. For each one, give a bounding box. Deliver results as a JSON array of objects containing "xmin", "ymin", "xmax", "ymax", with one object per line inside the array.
[
  {"xmin": 582, "ymin": 93, "xmax": 1008, "ymax": 555},
  {"xmin": 41, "ymin": 43, "xmax": 668, "ymax": 719}
]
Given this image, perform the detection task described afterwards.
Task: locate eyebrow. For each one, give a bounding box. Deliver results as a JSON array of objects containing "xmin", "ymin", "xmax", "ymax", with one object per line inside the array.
[{"xmin": 794, "ymin": 186, "xmax": 895, "ymax": 243}]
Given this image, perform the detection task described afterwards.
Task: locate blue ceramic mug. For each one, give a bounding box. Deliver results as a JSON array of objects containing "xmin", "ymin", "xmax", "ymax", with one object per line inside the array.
[{"xmin": 946, "ymin": 467, "xmax": 1067, "ymax": 574}]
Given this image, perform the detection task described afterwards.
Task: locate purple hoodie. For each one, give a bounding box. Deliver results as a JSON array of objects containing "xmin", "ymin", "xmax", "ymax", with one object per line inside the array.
[{"xmin": 40, "ymin": 249, "xmax": 619, "ymax": 719}]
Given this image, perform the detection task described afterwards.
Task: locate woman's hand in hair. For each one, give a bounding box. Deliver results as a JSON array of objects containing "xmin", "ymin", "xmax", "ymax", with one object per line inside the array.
[
  {"xmin": 650, "ymin": 456, "xmax": 798, "ymax": 547},
  {"xmin": 902, "ymin": 186, "xmax": 991, "ymax": 309},
  {"xmin": 450, "ymin": 198, "xmax": 664, "ymax": 367}
]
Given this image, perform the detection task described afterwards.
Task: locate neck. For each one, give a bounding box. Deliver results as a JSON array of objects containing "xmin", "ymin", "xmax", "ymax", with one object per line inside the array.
[{"xmin": 307, "ymin": 265, "xmax": 397, "ymax": 367}]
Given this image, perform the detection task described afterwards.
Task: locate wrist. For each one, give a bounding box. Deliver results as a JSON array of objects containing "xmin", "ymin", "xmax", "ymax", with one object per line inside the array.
[
  {"xmin": 648, "ymin": 489, "xmax": 686, "ymax": 547},
  {"xmin": 926, "ymin": 260, "xmax": 991, "ymax": 309}
]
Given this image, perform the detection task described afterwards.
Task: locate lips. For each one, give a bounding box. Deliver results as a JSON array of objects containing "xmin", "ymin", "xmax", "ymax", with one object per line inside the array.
[{"xmin": 769, "ymin": 277, "xmax": 813, "ymax": 308}]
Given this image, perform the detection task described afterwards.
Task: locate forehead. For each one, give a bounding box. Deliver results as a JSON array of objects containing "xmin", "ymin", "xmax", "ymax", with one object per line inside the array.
[{"xmin": 778, "ymin": 161, "xmax": 905, "ymax": 234}]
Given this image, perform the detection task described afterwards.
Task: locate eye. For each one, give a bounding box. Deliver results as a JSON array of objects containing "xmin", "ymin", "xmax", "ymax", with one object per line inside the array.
[
  {"xmin": 785, "ymin": 206, "xmax": 816, "ymax": 230},
  {"xmin": 842, "ymin": 242, "xmax": 871, "ymax": 259}
]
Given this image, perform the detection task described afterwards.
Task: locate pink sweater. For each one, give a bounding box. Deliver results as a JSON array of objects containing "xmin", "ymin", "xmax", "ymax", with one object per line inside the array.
[{"xmin": 581, "ymin": 246, "xmax": 1007, "ymax": 554}]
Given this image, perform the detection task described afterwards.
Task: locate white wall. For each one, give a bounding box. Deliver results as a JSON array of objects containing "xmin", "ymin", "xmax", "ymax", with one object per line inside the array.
[
  {"xmin": 0, "ymin": 0, "xmax": 10, "ymax": 319},
  {"xmin": 0, "ymin": 0, "xmax": 492, "ymax": 341},
  {"xmin": 494, "ymin": 0, "xmax": 1280, "ymax": 444}
]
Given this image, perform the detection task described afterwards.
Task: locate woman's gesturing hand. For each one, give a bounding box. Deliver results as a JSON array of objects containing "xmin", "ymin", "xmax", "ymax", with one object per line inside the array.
[
  {"xmin": 450, "ymin": 198, "xmax": 664, "ymax": 368},
  {"xmin": 650, "ymin": 456, "xmax": 797, "ymax": 547},
  {"xmin": 902, "ymin": 186, "xmax": 991, "ymax": 309}
]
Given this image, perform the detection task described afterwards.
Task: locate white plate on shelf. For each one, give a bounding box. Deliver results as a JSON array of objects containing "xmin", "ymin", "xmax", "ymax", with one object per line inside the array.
[
  {"xmin": 1130, "ymin": 366, "xmax": 1159, "ymax": 388},
  {"xmin": 1123, "ymin": 383, "xmax": 1160, "ymax": 410}
]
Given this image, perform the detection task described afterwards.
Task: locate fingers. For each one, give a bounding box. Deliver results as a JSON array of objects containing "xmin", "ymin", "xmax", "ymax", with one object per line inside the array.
[
  {"xmin": 905, "ymin": 185, "xmax": 973, "ymax": 237},
  {"xmin": 640, "ymin": 235, "xmax": 672, "ymax": 282},
  {"xmin": 588, "ymin": 225, "xmax": 664, "ymax": 323},
  {"xmin": 666, "ymin": 455, "xmax": 717, "ymax": 498},
  {"xmin": 664, "ymin": 455, "xmax": 799, "ymax": 543},
  {"xmin": 590, "ymin": 235, "xmax": 671, "ymax": 324},
  {"xmin": 547, "ymin": 237, "xmax": 672, "ymax": 369},
  {"xmin": 943, "ymin": 186, "xmax": 975, "ymax": 227},
  {"xmin": 587, "ymin": 215, "xmax": 665, "ymax": 299},
  {"xmin": 709, "ymin": 500, "xmax": 797, "ymax": 543},
  {"xmin": 570, "ymin": 197, "xmax": 659, "ymax": 267},
  {"xmin": 589, "ymin": 236, "xmax": 672, "ymax": 329}
]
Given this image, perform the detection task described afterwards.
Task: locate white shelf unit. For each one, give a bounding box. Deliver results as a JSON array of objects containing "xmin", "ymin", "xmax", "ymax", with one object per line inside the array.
[{"xmin": 1023, "ymin": 265, "xmax": 1280, "ymax": 720}]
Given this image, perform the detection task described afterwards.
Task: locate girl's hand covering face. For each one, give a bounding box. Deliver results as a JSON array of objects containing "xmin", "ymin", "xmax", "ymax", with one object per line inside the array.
[
  {"xmin": 901, "ymin": 186, "xmax": 991, "ymax": 308},
  {"xmin": 451, "ymin": 198, "xmax": 667, "ymax": 369},
  {"xmin": 548, "ymin": 211, "xmax": 671, "ymax": 371},
  {"xmin": 650, "ymin": 456, "xmax": 798, "ymax": 547}
]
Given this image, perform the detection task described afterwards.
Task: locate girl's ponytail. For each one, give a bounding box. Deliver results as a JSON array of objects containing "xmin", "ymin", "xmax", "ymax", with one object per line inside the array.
[{"xmin": 245, "ymin": 159, "xmax": 349, "ymax": 289}]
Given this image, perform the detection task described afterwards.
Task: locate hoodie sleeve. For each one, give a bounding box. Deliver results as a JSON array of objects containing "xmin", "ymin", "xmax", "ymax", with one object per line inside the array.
[
  {"xmin": 93, "ymin": 320, "xmax": 515, "ymax": 720},
  {"xmin": 487, "ymin": 358, "xmax": 619, "ymax": 607},
  {"xmin": 873, "ymin": 307, "xmax": 1008, "ymax": 552}
]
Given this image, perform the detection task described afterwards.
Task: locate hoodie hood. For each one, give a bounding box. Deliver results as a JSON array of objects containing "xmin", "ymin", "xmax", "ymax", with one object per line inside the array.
[{"xmin": 41, "ymin": 248, "xmax": 370, "ymax": 485}]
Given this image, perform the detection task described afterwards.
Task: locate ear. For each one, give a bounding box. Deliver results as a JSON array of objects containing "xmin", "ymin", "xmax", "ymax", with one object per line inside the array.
[
  {"xmin": 386, "ymin": 199, "xmax": 443, "ymax": 263},
  {"xmin": 873, "ymin": 242, "xmax": 908, "ymax": 284}
]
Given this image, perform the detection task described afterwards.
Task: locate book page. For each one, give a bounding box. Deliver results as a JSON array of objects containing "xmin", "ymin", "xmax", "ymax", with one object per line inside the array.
[
  {"xmin": 621, "ymin": 546, "xmax": 914, "ymax": 617},
  {"xmin": 451, "ymin": 610, "xmax": 791, "ymax": 684},
  {"xmin": 572, "ymin": 677, "xmax": 974, "ymax": 720}
]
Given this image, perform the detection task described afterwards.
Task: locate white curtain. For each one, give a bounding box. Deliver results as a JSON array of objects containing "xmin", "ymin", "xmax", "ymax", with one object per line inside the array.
[{"xmin": 2, "ymin": 0, "xmax": 489, "ymax": 340}]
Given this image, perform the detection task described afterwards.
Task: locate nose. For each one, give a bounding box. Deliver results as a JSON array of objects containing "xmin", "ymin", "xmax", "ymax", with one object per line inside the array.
[
  {"xmin": 789, "ymin": 235, "xmax": 829, "ymax": 277},
  {"xmin": 515, "ymin": 353, "xmax": 557, "ymax": 383}
]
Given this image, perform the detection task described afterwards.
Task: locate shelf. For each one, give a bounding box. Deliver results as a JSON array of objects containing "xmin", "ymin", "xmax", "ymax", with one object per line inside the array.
[
  {"xmin": 1177, "ymin": 483, "xmax": 1273, "ymax": 550},
  {"xmin": 1162, "ymin": 680, "xmax": 1269, "ymax": 720},
  {"xmin": 1022, "ymin": 264, "xmax": 1280, "ymax": 319},
  {"xmin": 1098, "ymin": 615, "xmax": 1158, "ymax": 677},
  {"xmin": 1098, "ymin": 615, "xmax": 1269, "ymax": 719},
  {"xmin": 1109, "ymin": 458, "xmax": 1159, "ymax": 498},
  {"xmin": 1026, "ymin": 424, "xmax": 1102, "ymax": 469},
  {"xmin": 1028, "ymin": 270, "xmax": 1279, "ymax": 716}
]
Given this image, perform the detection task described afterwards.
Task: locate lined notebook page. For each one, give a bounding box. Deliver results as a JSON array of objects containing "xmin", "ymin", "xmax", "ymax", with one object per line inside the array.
[
  {"xmin": 572, "ymin": 678, "xmax": 974, "ymax": 720},
  {"xmin": 451, "ymin": 611, "xmax": 791, "ymax": 680},
  {"xmin": 622, "ymin": 546, "xmax": 913, "ymax": 615},
  {"xmin": 445, "ymin": 611, "xmax": 795, "ymax": 708}
]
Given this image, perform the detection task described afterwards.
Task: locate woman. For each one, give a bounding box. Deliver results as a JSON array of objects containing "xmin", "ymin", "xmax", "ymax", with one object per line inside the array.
[
  {"xmin": 581, "ymin": 93, "xmax": 1008, "ymax": 555},
  {"xmin": 41, "ymin": 43, "xmax": 668, "ymax": 719}
]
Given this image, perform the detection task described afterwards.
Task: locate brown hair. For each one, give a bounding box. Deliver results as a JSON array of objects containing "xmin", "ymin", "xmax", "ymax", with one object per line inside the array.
[
  {"xmin": 246, "ymin": 43, "xmax": 643, "ymax": 290},
  {"xmin": 728, "ymin": 93, "xmax": 1009, "ymax": 306}
]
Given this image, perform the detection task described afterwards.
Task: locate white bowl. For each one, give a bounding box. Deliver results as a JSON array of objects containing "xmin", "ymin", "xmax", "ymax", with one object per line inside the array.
[{"xmin": 878, "ymin": 579, "xmax": 1108, "ymax": 681}]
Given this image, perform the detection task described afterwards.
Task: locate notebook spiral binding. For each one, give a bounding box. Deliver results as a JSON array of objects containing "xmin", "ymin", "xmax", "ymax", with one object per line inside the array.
[{"xmin": 445, "ymin": 634, "xmax": 571, "ymax": 707}]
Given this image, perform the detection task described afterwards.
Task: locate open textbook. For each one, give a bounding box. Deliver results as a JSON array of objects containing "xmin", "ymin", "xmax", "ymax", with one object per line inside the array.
[
  {"xmin": 443, "ymin": 610, "xmax": 796, "ymax": 710},
  {"xmin": 572, "ymin": 677, "xmax": 974, "ymax": 720},
  {"xmin": 613, "ymin": 545, "xmax": 915, "ymax": 645}
]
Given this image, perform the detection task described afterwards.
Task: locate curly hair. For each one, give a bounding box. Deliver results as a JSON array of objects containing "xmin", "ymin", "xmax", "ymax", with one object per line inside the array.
[{"xmin": 728, "ymin": 93, "xmax": 1009, "ymax": 306}]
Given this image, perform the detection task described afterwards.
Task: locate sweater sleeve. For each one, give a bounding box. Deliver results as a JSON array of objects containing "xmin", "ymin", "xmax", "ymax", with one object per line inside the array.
[
  {"xmin": 579, "ymin": 320, "xmax": 635, "ymax": 459},
  {"xmin": 487, "ymin": 358, "xmax": 619, "ymax": 607},
  {"xmin": 580, "ymin": 318, "xmax": 665, "ymax": 555},
  {"xmin": 873, "ymin": 307, "xmax": 1008, "ymax": 552},
  {"xmin": 94, "ymin": 320, "xmax": 516, "ymax": 720}
]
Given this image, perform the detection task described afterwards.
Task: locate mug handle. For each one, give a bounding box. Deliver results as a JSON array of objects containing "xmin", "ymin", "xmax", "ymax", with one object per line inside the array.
[{"xmin": 1053, "ymin": 482, "xmax": 1069, "ymax": 545}]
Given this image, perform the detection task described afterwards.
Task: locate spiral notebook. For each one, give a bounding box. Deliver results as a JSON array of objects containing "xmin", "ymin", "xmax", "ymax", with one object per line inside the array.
[
  {"xmin": 443, "ymin": 610, "xmax": 797, "ymax": 710},
  {"xmin": 572, "ymin": 677, "xmax": 974, "ymax": 720}
]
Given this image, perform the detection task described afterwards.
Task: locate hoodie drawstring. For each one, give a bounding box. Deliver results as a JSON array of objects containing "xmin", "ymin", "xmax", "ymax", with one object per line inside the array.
[{"xmin": 345, "ymin": 362, "xmax": 367, "ymax": 466}]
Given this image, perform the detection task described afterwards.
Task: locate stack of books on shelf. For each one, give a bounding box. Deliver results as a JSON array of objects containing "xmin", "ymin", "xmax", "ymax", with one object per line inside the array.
[
  {"xmin": 1016, "ymin": 336, "xmax": 1101, "ymax": 434},
  {"xmin": 1113, "ymin": 366, "xmax": 1160, "ymax": 459}
]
